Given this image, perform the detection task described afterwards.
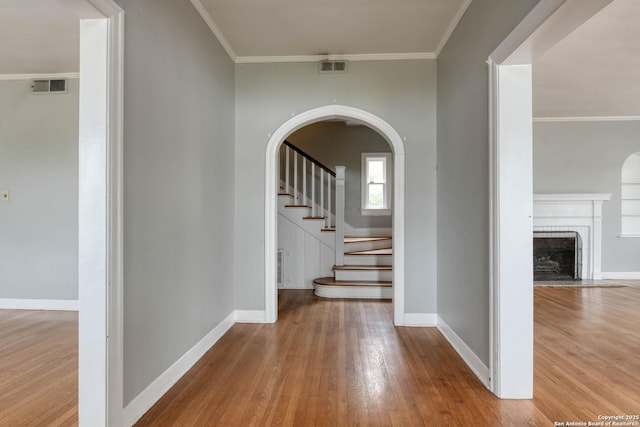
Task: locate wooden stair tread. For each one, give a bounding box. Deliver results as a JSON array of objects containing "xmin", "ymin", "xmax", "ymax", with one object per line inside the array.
[
  {"xmin": 344, "ymin": 236, "xmax": 392, "ymax": 243},
  {"xmin": 284, "ymin": 205, "xmax": 311, "ymax": 208},
  {"xmin": 345, "ymin": 248, "xmax": 393, "ymax": 255},
  {"xmin": 333, "ymin": 265, "xmax": 392, "ymax": 271},
  {"xmin": 321, "ymin": 228, "xmax": 336, "ymax": 232},
  {"xmin": 313, "ymin": 277, "xmax": 392, "ymax": 287},
  {"xmin": 278, "ymin": 193, "xmax": 294, "ymax": 197},
  {"xmin": 303, "ymin": 216, "xmax": 326, "ymax": 220}
]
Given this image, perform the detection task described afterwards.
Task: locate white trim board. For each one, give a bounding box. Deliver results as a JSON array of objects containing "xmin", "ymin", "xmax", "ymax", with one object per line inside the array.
[
  {"xmin": 122, "ymin": 312, "xmax": 235, "ymax": 426},
  {"xmin": 404, "ymin": 313, "xmax": 437, "ymax": 327},
  {"xmin": 0, "ymin": 72, "xmax": 80, "ymax": 81},
  {"xmin": 434, "ymin": 0, "xmax": 472, "ymax": 56},
  {"xmin": 0, "ymin": 299, "xmax": 79, "ymax": 311},
  {"xmin": 437, "ymin": 316, "xmax": 490, "ymax": 388},
  {"xmin": 600, "ymin": 272, "xmax": 640, "ymax": 280},
  {"xmin": 190, "ymin": 0, "xmax": 237, "ymax": 61},
  {"xmin": 534, "ymin": 116, "xmax": 640, "ymax": 122},
  {"xmin": 234, "ymin": 310, "xmax": 267, "ymax": 323},
  {"xmin": 235, "ymin": 53, "xmax": 435, "ymax": 64}
]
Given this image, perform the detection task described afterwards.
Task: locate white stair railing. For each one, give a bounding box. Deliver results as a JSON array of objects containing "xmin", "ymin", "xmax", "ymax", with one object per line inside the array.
[
  {"xmin": 334, "ymin": 166, "xmax": 346, "ymax": 266},
  {"xmin": 280, "ymin": 141, "xmax": 340, "ymax": 230}
]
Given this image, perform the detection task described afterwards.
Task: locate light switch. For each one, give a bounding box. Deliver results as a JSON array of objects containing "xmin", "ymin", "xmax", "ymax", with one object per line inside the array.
[{"xmin": 1, "ymin": 190, "xmax": 9, "ymax": 201}]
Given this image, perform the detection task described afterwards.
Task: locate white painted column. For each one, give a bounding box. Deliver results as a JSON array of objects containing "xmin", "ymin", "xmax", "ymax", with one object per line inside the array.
[
  {"xmin": 490, "ymin": 63, "xmax": 533, "ymax": 399},
  {"xmin": 79, "ymin": 18, "xmax": 108, "ymax": 426},
  {"xmin": 335, "ymin": 166, "xmax": 346, "ymax": 266}
]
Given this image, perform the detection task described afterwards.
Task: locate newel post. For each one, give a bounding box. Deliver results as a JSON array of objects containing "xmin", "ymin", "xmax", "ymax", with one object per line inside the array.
[{"xmin": 335, "ymin": 166, "xmax": 346, "ymax": 266}]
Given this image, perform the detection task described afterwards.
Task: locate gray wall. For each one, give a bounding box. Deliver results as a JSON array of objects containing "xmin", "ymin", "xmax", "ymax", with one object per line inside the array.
[
  {"xmin": 437, "ymin": 0, "xmax": 540, "ymax": 366},
  {"xmin": 534, "ymin": 121, "xmax": 640, "ymax": 272},
  {"xmin": 0, "ymin": 78, "xmax": 79, "ymax": 301},
  {"xmin": 235, "ymin": 60, "xmax": 437, "ymax": 315},
  {"xmin": 115, "ymin": 0, "xmax": 236, "ymax": 405},
  {"xmin": 287, "ymin": 121, "xmax": 392, "ymax": 229}
]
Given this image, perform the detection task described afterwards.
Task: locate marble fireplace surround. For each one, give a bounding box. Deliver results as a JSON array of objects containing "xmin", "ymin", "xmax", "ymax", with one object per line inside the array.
[{"xmin": 533, "ymin": 194, "xmax": 611, "ymax": 280}]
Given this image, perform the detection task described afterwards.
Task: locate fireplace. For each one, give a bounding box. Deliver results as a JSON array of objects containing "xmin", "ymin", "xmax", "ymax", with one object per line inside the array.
[{"xmin": 533, "ymin": 231, "xmax": 582, "ymax": 281}]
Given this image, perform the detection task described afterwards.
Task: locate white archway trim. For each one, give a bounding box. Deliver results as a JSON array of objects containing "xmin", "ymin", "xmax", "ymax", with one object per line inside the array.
[{"xmin": 265, "ymin": 105, "xmax": 406, "ymax": 325}]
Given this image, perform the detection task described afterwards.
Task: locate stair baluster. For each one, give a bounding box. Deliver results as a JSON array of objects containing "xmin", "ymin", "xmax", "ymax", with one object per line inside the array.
[
  {"xmin": 302, "ymin": 158, "xmax": 307, "ymax": 207},
  {"xmin": 293, "ymin": 150, "xmax": 298, "ymax": 204},
  {"xmin": 311, "ymin": 163, "xmax": 315, "ymax": 216},
  {"xmin": 320, "ymin": 169, "xmax": 324, "ymax": 222},
  {"xmin": 327, "ymin": 174, "xmax": 332, "ymax": 228},
  {"xmin": 285, "ymin": 145, "xmax": 290, "ymax": 195}
]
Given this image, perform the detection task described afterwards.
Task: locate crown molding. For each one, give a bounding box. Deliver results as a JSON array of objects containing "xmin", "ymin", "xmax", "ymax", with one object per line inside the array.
[
  {"xmin": 533, "ymin": 116, "xmax": 640, "ymax": 122},
  {"xmin": 235, "ymin": 52, "xmax": 435, "ymax": 64},
  {"xmin": 0, "ymin": 72, "xmax": 80, "ymax": 81},
  {"xmin": 190, "ymin": 0, "xmax": 237, "ymax": 62},
  {"xmin": 434, "ymin": 0, "xmax": 472, "ymax": 56}
]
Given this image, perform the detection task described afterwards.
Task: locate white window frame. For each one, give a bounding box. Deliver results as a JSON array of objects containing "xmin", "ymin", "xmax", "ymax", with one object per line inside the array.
[
  {"xmin": 621, "ymin": 152, "xmax": 640, "ymax": 237},
  {"xmin": 361, "ymin": 152, "xmax": 392, "ymax": 216}
]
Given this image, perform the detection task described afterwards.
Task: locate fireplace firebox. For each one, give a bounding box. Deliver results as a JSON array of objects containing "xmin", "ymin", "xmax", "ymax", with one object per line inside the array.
[{"xmin": 533, "ymin": 231, "xmax": 582, "ymax": 281}]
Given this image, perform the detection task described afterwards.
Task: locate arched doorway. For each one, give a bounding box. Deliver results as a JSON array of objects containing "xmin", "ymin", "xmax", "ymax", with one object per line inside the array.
[{"xmin": 264, "ymin": 105, "xmax": 406, "ymax": 325}]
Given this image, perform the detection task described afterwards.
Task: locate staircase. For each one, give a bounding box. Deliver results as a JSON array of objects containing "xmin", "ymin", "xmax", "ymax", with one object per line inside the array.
[
  {"xmin": 314, "ymin": 236, "xmax": 392, "ymax": 299},
  {"xmin": 278, "ymin": 141, "xmax": 392, "ymax": 299}
]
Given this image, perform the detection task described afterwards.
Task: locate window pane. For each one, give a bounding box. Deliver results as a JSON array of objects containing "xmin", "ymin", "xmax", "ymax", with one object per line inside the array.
[
  {"xmin": 368, "ymin": 160, "xmax": 385, "ymax": 183},
  {"xmin": 368, "ymin": 183, "xmax": 384, "ymax": 208}
]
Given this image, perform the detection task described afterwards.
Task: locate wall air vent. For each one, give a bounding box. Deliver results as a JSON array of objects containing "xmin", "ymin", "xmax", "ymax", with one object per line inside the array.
[
  {"xmin": 318, "ymin": 60, "xmax": 349, "ymax": 74},
  {"xmin": 31, "ymin": 79, "xmax": 67, "ymax": 94}
]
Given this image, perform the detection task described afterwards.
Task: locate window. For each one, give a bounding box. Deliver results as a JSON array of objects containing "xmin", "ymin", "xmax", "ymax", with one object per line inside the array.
[
  {"xmin": 622, "ymin": 152, "xmax": 640, "ymax": 236},
  {"xmin": 361, "ymin": 153, "xmax": 391, "ymax": 215}
]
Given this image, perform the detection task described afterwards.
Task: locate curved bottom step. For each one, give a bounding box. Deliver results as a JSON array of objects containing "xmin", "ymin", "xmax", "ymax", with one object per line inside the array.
[{"xmin": 313, "ymin": 277, "xmax": 392, "ymax": 300}]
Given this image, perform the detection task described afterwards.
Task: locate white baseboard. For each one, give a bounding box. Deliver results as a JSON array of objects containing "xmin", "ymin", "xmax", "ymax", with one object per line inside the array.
[
  {"xmin": 122, "ymin": 312, "xmax": 235, "ymax": 426},
  {"xmin": 0, "ymin": 298, "xmax": 78, "ymax": 311},
  {"xmin": 404, "ymin": 313, "xmax": 437, "ymax": 327},
  {"xmin": 437, "ymin": 316, "xmax": 490, "ymax": 389},
  {"xmin": 600, "ymin": 272, "xmax": 640, "ymax": 280},
  {"xmin": 234, "ymin": 310, "xmax": 267, "ymax": 323}
]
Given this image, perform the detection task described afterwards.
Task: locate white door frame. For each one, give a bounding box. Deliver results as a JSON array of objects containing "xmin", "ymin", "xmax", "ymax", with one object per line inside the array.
[
  {"xmin": 488, "ymin": 0, "xmax": 613, "ymax": 398},
  {"xmin": 76, "ymin": 0, "xmax": 124, "ymax": 425},
  {"xmin": 265, "ymin": 105, "xmax": 406, "ymax": 325}
]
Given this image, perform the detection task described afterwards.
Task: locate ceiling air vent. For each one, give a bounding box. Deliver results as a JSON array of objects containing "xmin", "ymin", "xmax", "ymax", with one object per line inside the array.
[
  {"xmin": 319, "ymin": 60, "xmax": 348, "ymax": 74},
  {"xmin": 31, "ymin": 79, "xmax": 68, "ymax": 94}
]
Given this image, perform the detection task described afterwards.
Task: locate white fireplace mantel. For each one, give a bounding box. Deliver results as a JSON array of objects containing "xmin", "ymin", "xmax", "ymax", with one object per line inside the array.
[{"xmin": 533, "ymin": 193, "xmax": 611, "ymax": 280}]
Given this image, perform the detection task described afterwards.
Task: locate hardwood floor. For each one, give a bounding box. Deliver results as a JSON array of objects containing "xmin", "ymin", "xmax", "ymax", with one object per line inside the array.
[
  {"xmin": 137, "ymin": 286, "xmax": 640, "ymax": 426},
  {"xmin": 2, "ymin": 285, "xmax": 638, "ymax": 426},
  {"xmin": 0, "ymin": 309, "xmax": 77, "ymax": 426}
]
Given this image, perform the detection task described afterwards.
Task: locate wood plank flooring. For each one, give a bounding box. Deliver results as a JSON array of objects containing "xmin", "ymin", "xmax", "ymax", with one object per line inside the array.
[
  {"xmin": 0, "ymin": 309, "xmax": 77, "ymax": 426},
  {"xmin": 137, "ymin": 286, "xmax": 640, "ymax": 426},
  {"xmin": 2, "ymin": 284, "xmax": 639, "ymax": 426}
]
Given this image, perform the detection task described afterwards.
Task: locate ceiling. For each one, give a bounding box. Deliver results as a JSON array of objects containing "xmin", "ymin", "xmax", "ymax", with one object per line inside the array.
[
  {"xmin": 196, "ymin": 0, "xmax": 470, "ymax": 60},
  {"xmin": 533, "ymin": 0, "xmax": 640, "ymax": 118},
  {"xmin": 0, "ymin": 0, "xmax": 80, "ymax": 75},
  {"xmin": 1, "ymin": 0, "xmax": 639, "ymax": 119}
]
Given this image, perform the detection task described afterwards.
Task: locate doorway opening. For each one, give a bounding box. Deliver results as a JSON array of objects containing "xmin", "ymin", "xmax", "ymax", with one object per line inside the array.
[{"xmin": 265, "ymin": 105, "xmax": 406, "ymax": 325}]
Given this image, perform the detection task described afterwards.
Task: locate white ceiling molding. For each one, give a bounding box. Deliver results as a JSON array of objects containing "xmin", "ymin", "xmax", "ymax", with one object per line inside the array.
[
  {"xmin": 0, "ymin": 72, "xmax": 80, "ymax": 81},
  {"xmin": 533, "ymin": 116, "xmax": 640, "ymax": 122},
  {"xmin": 190, "ymin": 0, "xmax": 237, "ymax": 61},
  {"xmin": 235, "ymin": 52, "xmax": 436, "ymax": 64},
  {"xmin": 434, "ymin": 0, "xmax": 472, "ymax": 57}
]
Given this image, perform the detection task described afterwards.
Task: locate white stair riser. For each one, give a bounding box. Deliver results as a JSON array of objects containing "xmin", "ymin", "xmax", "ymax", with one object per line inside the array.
[
  {"xmin": 314, "ymin": 285, "xmax": 392, "ymax": 299},
  {"xmin": 343, "ymin": 255, "xmax": 392, "ymax": 266},
  {"xmin": 343, "ymin": 239, "xmax": 391, "ymax": 253},
  {"xmin": 334, "ymin": 269, "xmax": 393, "ymax": 282}
]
